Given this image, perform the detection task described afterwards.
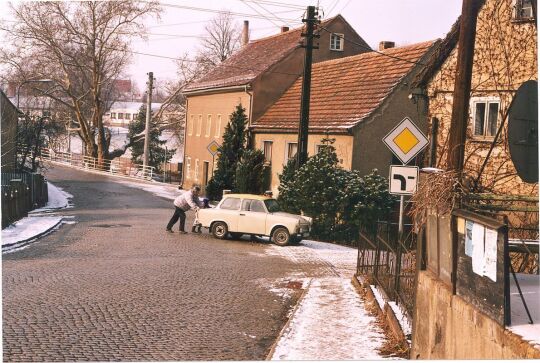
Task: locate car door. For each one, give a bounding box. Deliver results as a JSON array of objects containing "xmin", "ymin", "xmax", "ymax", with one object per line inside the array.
[
  {"xmin": 239, "ymin": 199, "xmax": 268, "ymax": 235},
  {"xmin": 218, "ymin": 197, "xmax": 241, "ymax": 232}
]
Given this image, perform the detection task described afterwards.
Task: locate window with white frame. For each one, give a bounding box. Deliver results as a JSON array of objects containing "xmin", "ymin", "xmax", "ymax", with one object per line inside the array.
[
  {"xmin": 330, "ymin": 33, "xmax": 344, "ymax": 51},
  {"xmin": 188, "ymin": 115, "xmax": 194, "ymax": 136},
  {"xmin": 315, "ymin": 144, "xmax": 326, "ymax": 154},
  {"xmin": 215, "ymin": 114, "xmax": 222, "ymax": 138},
  {"xmin": 206, "ymin": 115, "xmax": 212, "ymax": 137},
  {"xmin": 286, "ymin": 142, "xmax": 298, "ymax": 161},
  {"xmin": 111, "ymin": 112, "xmax": 116, "ymax": 119},
  {"xmin": 514, "ymin": 0, "xmax": 534, "ymax": 20},
  {"xmin": 194, "ymin": 159, "xmax": 200, "ymax": 181},
  {"xmin": 118, "ymin": 113, "xmax": 124, "ymax": 120},
  {"xmin": 186, "ymin": 157, "xmax": 191, "ymax": 179},
  {"xmin": 197, "ymin": 114, "xmax": 202, "ymax": 136},
  {"xmin": 472, "ymin": 98, "xmax": 500, "ymax": 137},
  {"xmin": 263, "ymin": 141, "xmax": 273, "ymax": 163}
]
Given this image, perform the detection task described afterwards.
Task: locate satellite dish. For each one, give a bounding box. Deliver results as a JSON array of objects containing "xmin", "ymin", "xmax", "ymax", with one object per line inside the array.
[{"xmin": 508, "ymin": 80, "xmax": 538, "ymax": 184}]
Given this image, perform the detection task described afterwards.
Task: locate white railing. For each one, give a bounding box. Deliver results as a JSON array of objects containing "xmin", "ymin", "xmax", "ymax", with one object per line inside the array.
[{"xmin": 41, "ymin": 148, "xmax": 155, "ymax": 181}]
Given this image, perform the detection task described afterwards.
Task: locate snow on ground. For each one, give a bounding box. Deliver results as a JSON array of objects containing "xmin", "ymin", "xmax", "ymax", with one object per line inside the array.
[
  {"xmin": 261, "ymin": 241, "xmax": 394, "ymax": 360},
  {"xmin": 271, "ymin": 277, "xmax": 388, "ymax": 361},
  {"xmin": 2, "ymin": 181, "xmax": 75, "ymax": 253},
  {"xmin": 115, "ymin": 178, "xmax": 181, "ymax": 201},
  {"xmin": 509, "ymin": 273, "xmax": 540, "ymax": 348}
]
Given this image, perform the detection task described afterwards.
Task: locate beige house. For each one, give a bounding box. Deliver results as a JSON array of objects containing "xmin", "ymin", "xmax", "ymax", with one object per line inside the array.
[
  {"xmin": 251, "ymin": 41, "xmax": 437, "ymax": 195},
  {"xmin": 181, "ymin": 15, "xmax": 371, "ymax": 191},
  {"xmin": 413, "ymin": 0, "xmax": 537, "ymax": 196}
]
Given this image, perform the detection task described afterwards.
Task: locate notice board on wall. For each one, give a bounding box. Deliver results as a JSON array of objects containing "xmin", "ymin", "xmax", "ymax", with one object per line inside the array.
[{"xmin": 453, "ymin": 209, "xmax": 508, "ymax": 326}]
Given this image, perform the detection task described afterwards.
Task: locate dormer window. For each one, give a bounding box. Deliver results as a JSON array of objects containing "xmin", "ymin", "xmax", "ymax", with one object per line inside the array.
[
  {"xmin": 514, "ymin": 0, "xmax": 534, "ymax": 21},
  {"xmin": 330, "ymin": 33, "xmax": 344, "ymax": 51}
]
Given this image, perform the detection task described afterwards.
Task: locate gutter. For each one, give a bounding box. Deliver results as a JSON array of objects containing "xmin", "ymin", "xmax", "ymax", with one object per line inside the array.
[
  {"xmin": 245, "ymin": 84, "xmax": 254, "ymax": 148},
  {"xmin": 183, "ymin": 84, "xmax": 249, "ymax": 96}
]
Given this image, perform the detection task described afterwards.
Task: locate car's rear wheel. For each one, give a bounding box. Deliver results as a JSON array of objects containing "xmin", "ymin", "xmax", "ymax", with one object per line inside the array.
[
  {"xmin": 272, "ymin": 227, "xmax": 290, "ymax": 246},
  {"xmin": 212, "ymin": 222, "xmax": 228, "ymax": 239}
]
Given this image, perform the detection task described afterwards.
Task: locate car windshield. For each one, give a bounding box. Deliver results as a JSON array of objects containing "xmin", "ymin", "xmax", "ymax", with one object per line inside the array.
[{"xmin": 264, "ymin": 199, "xmax": 282, "ymax": 213}]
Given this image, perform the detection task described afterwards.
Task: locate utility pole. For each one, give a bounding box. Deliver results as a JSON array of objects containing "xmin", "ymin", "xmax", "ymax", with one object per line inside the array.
[
  {"xmin": 296, "ymin": 5, "xmax": 319, "ymax": 168},
  {"xmin": 446, "ymin": 0, "xmax": 484, "ymax": 177},
  {"xmin": 143, "ymin": 72, "xmax": 154, "ymax": 169}
]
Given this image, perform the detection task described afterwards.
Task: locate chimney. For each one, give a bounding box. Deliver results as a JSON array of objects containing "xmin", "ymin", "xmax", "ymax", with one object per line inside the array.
[
  {"xmin": 242, "ymin": 20, "xmax": 249, "ymax": 46},
  {"xmin": 378, "ymin": 41, "xmax": 395, "ymax": 51},
  {"xmin": 281, "ymin": 26, "xmax": 289, "ymax": 33}
]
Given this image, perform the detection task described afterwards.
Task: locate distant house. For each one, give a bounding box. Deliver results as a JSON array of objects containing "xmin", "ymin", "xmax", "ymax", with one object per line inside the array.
[
  {"xmin": 251, "ymin": 41, "xmax": 437, "ymax": 195},
  {"xmin": 1, "ymin": 90, "xmax": 19, "ymax": 171},
  {"xmin": 412, "ymin": 0, "xmax": 537, "ymax": 195},
  {"xmin": 104, "ymin": 101, "xmax": 162, "ymax": 127},
  {"xmin": 181, "ymin": 15, "xmax": 372, "ymax": 191}
]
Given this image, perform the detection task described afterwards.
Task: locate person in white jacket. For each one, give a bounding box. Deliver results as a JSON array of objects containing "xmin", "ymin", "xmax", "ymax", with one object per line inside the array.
[{"xmin": 166, "ymin": 186, "xmax": 201, "ymax": 234}]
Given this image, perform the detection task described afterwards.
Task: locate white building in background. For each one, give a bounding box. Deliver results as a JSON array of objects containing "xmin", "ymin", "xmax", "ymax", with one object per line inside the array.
[{"xmin": 104, "ymin": 101, "xmax": 162, "ymax": 127}]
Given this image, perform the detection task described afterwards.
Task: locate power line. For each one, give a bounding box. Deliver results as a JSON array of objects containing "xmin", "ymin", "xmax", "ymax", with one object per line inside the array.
[
  {"xmin": 240, "ymin": 0, "xmax": 286, "ymax": 28},
  {"xmin": 154, "ymin": 2, "xmax": 301, "ymax": 23},
  {"xmin": 238, "ymin": 0, "xmax": 306, "ymax": 10},
  {"xmin": 318, "ymin": 25, "xmax": 427, "ymax": 66}
]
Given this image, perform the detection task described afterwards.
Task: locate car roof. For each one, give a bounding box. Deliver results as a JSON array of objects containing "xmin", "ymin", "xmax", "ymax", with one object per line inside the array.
[{"xmin": 222, "ymin": 193, "xmax": 271, "ymax": 201}]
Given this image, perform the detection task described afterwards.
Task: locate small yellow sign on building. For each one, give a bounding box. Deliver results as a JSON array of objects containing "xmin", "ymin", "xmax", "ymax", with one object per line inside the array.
[{"xmin": 383, "ymin": 117, "xmax": 428, "ymax": 164}]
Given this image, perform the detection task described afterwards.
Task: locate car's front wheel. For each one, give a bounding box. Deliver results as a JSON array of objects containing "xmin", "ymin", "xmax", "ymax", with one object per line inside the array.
[
  {"xmin": 272, "ymin": 227, "xmax": 290, "ymax": 246},
  {"xmin": 212, "ymin": 221, "xmax": 228, "ymax": 239}
]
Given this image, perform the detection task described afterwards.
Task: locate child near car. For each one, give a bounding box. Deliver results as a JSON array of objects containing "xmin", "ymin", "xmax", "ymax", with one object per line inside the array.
[{"xmin": 191, "ymin": 198, "xmax": 210, "ymax": 233}]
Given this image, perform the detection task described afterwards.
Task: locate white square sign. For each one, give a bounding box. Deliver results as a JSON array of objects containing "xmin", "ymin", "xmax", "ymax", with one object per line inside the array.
[{"xmin": 389, "ymin": 165, "xmax": 419, "ymax": 195}]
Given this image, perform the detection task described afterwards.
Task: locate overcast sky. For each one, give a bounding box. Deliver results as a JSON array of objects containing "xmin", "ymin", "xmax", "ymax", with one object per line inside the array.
[{"xmin": 1, "ymin": 0, "xmax": 463, "ymax": 91}]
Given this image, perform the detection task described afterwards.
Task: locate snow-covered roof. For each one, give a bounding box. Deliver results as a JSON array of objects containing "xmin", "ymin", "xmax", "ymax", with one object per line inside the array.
[{"xmin": 107, "ymin": 101, "xmax": 163, "ymax": 113}]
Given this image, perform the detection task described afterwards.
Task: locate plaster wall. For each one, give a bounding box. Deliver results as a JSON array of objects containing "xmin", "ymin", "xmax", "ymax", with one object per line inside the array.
[{"xmin": 412, "ymin": 270, "xmax": 540, "ymax": 359}]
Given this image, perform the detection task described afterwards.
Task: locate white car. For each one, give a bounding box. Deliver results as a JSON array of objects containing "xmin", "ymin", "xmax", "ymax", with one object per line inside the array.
[{"xmin": 197, "ymin": 194, "xmax": 312, "ymax": 246}]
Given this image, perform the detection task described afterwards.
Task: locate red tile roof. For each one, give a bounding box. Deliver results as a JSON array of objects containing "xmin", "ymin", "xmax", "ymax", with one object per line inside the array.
[
  {"xmin": 252, "ymin": 41, "xmax": 437, "ymax": 133},
  {"xmin": 184, "ymin": 16, "xmax": 345, "ymax": 93}
]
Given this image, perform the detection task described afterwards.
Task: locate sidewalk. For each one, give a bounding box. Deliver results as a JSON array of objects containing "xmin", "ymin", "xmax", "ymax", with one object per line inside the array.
[{"xmin": 1, "ymin": 182, "xmax": 74, "ymax": 253}]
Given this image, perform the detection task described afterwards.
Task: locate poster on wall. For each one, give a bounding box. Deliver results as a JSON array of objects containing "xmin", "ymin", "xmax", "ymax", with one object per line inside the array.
[
  {"xmin": 465, "ymin": 220, "xmax": 474, "ymax": 257},
  {"xmin": 483, "ymin": 228, "xmax": 498, "ymax": 282},
  {"xmin": 471, "ymin": 223, "xmax": 485, "ymax": 275}
]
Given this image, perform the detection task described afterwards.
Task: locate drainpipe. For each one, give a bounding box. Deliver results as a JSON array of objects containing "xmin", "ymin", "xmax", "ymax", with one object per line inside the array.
[
  {"xmin": 245, "ymin": 84, "xmax": 254, "ymax": 149},
  {"xmin": 180, "ymin": 97, "xmax": 189, "ymax": 189}
]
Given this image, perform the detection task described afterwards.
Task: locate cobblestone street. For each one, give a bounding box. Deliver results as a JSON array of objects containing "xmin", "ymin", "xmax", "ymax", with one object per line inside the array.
[{"xmin": 2, "ymin": 166, "xmax": 325, "ymax": 361}]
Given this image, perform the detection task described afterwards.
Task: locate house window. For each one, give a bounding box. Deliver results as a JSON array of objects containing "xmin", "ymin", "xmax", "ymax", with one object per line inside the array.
[
  {"xmin": 286, "ymin": 142, "xmax": 298, "ymax": 161},
  {"xmin": 195, "ymin": 159, "xmax": 199, "ymax": 181},
  {"xmin": 330, "ymin": 33, "xmax": 344, "ymax": 51},
  {"xmin": 215, "ymin": 114, "xmax": 221, "ymax": 138},
  {"xmin": 315, "ymin": 144, "xmax": 328, "ymax": 154},
  {"xmin": 111, "ymin": 112, "xmax": 116, "ymax": 119},
  {"xmin": 263, "ymin": 141, "xmax": 273, "ymax": 163},
  {"xmin": 514, "ymin": 0, "xmax": 534, "ymax": 20},
  {"xmin": 186, "ymin": 157, "xmax": 191, "ymax": 179},
  {"xmin": 197, "ymin": 114, "xmax": 202, "ymax": 136},
  {"xmin": 472, "ymin": 99, "xmax": 500, "ymax": 137},
  {"xmin": 206, "ymin": 115, "xmax": 212, "ymax": 137},
  {"xmin": 188, "ymin": 115, "xmax": 194, "ymax": 136},
  {"xmin": 118, "ymin": 113, "xmax": 124, "ymax": 120}
]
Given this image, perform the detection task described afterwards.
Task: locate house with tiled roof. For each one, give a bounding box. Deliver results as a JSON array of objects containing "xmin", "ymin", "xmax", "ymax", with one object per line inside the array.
[
  {"xmin": 251, "ymin": 41, "xmax": 438, "ymax": 194},
  {"xmin": 181, "ymin": 15, "xmax": 371, "ymax": 191}
]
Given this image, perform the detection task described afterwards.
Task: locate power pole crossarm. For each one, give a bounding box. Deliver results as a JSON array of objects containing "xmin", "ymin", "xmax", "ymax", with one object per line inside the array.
[
  {"xmin": 143, "ymin": 72, "xmax": 154, "ymax": 168},
  {"xmin": 296, "ymin": 5, "xmax": 319, "ymax": 168}
]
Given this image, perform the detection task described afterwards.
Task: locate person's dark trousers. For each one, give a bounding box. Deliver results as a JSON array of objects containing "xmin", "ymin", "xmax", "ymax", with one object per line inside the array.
[{"xmin": 166, "ymin": 207, "xmax": 186, "ymax": 231}]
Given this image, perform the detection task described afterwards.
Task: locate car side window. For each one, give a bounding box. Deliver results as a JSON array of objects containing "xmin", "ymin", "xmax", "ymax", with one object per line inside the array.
[
  {"xmin": 241, "ymin": 199, "xmax": 251, "ymax": 211},
  {"xmin": 250, "ymin": 200, "xmax": 266, "ymax": 213},
  {"xmin": 220, "ymin": 197, "xmax": 241, "ymax": 210}
]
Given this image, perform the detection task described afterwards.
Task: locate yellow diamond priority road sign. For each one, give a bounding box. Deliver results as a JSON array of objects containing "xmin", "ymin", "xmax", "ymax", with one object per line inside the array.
[{"xmin": 383, "ymin": 117, "xmax": 428, "ymax": 164}]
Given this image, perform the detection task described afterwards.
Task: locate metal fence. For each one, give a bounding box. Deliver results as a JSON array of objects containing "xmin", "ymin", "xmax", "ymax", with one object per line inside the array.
[
  {"xmin": 1, "ymin": 171, "xmax": 48, "ymax": 228},
  {"xmin": 41, "ymin": 149, "xmax": 155, "ymax": 181},
  {"xmin": 357, "ymin": 221, "xmax": 417, "ymax": 317}
]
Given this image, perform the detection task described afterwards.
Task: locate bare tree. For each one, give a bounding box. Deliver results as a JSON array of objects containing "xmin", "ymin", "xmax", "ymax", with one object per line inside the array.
[
  {"xmin": 197, "ymin": 12, "xmax": 242, "ymax": 69},
  {"xmin": 1, "ymin": 1, "xmax": 161, "ymax": 164}
]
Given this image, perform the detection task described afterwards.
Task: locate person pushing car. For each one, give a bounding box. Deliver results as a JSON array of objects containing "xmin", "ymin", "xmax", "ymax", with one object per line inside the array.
[{"xmin": 166, "ymin": 185, "xmax": 202, "ymax": 234}]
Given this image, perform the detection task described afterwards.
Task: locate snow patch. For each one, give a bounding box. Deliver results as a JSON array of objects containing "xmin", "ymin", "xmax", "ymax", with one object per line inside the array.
[
  {"xmin": 31, "ymin": 182, "xmax": 73, "ymax": 212},
  {"xmin": 508, "ymin": 273, "xmax": 540, "ymax": 348}
]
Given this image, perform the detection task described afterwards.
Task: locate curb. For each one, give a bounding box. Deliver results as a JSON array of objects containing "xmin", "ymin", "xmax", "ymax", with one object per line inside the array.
[
  {"xmin": 265, "ymin": 278, "xmax": 313, "ymax": 361},
  {"xmin": 2, "ymin": 217, "xmax": 64, "ymax": 253}
]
